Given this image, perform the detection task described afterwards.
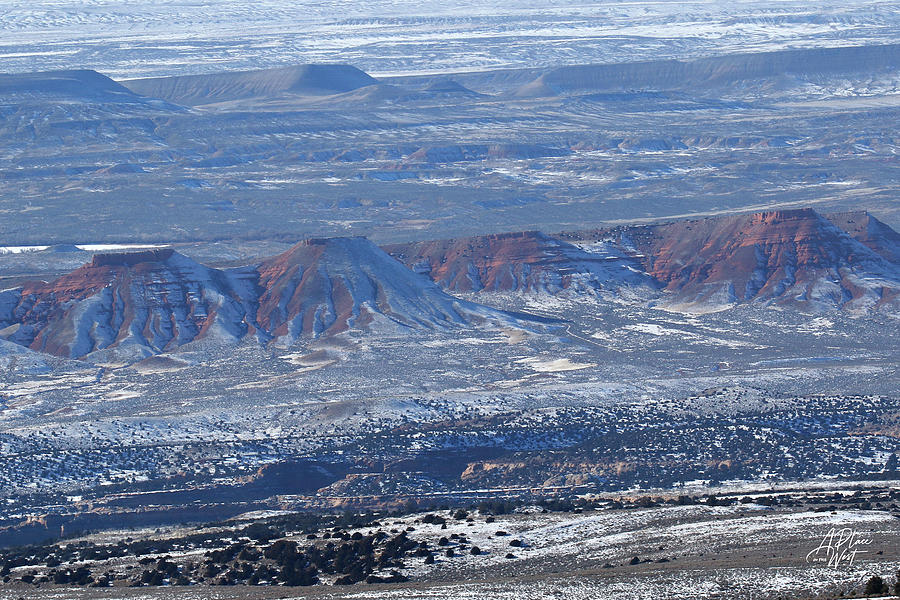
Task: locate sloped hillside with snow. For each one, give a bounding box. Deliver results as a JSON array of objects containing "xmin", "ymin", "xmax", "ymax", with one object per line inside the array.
[
  {"xmin": 123, "ymin": 64, "xmax": 378, "ymax": 106},
  {"xmin": 256, "ymin": 237, "xmax": 519, "ymax": 342},
  {"xmin": 0, "ymin": 240, "xmax": 533, "ymax": 359},
  {"xmin": 0, "ymin": 249, "xmax": 260, "ymax": 359},
  {"xmin": 388, "ymin": 209, "xmax": 900, "ymax": 313},
  {"xmin": 2, "ymin": 209, "xmax": 899, "ymax": 360},
  {"xmin": 592, "ymin": 208, "xmax": 900, "ymax": 312}
]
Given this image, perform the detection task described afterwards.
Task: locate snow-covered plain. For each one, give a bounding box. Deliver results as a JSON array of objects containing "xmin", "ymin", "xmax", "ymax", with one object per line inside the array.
[
  {"xmin": 0, "ymin": 243, "xmax": 167, "ymax": 255},
  {"xmin": 1, "ymin": 1, "xmax": 899, "ymax": 79}
]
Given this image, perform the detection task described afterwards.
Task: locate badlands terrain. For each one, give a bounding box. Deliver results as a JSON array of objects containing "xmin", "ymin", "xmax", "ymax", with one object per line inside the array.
[
  {"xmin": 0, "ymin": 208, "xmax": 898, "ymax": 598},
  {"xmin": 1, "ymin": 1, "xmax": 900, "ymax": 598}
]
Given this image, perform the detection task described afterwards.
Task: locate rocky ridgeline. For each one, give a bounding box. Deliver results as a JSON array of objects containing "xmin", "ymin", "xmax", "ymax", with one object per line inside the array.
[
  {"xmin": 0, "ymin": 237, "xmax": 516, "ymax": 359},
  {"xmin": 560, "ymin": 208, "xmax": 900, "ymax": 311},
  {"xmin": 1, "ymin": 209, "xmax": 898, "ymax": 359}
]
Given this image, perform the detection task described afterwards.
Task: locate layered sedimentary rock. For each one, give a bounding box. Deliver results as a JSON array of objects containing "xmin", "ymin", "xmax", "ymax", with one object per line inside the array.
[
  {"xmin": 0, "ymin": 249, "xmax": 259, "ymax": 358},
  {"xmin": 0, "ymin": 237, "xmax": 520, "ymax": 358},
  {"xmin": 384, "ymin": 231, "xmax": 654, "ymax": 293},
  {"xmin": 577, "ymin": 208, "xmax": 900, "ymax": 310},
  {"xmin": 256, "ymin": 237, "xmax": 497, "ymax": 341},
  {"xmin": 3, "ymin": 208, "xmax": 899, "ymax": 359}
]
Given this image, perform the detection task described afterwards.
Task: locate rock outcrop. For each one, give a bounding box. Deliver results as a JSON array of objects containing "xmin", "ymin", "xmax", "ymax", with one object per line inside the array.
[
  {"xmin": 0, "ymin": 238, "xmax": 525, "ymax": 358},
  {"xmin": 385, "ymin": 231, "xmax": 654, "ymax": 294},
  {"xmin": 1, "ymin": 250, "xmax": 259, "ymax": 358},
  {"xmin": 581, "ymin": 208, "xmax": 900, "ymax": 311},
  {"xmin": 256, "ymin": 237, "xmax": 506, "ymax": 341}
]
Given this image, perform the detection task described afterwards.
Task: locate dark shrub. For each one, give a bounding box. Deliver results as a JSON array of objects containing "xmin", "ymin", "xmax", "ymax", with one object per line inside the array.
[{"xmin": 864, "ymin": 575, "xmax": 888, "ymax": 596}]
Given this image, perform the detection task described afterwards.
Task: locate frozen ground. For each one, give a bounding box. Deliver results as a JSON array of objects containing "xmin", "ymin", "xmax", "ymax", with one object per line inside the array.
[
  {"xmin": 0, "ymin": 293, "xmax": 896, "ymax": 525},
  {"xmin": 2, "ymin": 1, "xmax": 900, "ymax": 79},
  {"xmin": 2, "ymin": 499, "xmax": 898, "ymax": 599},
  {"xmin": 5, "ymin": 44, "xmax": 900, "ymax": 249}
]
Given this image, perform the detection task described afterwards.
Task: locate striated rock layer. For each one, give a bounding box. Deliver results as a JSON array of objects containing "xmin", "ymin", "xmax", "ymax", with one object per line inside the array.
[
  {"xmin": 571, "ymin": 208, "xmax": 900, "ymax": 311},
  {"xmin": 0, "ymin": 238, "xmax": 518, "ymax": 358},
  {"xmin": 0, "ymin": 250, "xmax": 259, "ymax": 358},
  {"xmin": 2, "ymin": 209, "xmax": 899, "ymax": 359},
  {"xmin": 825, "ymin": 211, "xmax": 900, "ymax": 264},
  {"xmin": 256, "ymin": 237, "xmax": 499, "ymax": 342},
  {"xmin": 384, "ymin": 231, "xmax": 655, "ymax": 294}
]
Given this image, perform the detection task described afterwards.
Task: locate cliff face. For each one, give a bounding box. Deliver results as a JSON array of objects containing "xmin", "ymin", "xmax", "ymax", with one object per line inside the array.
[
  {"xmin": 0, "ymin": 237, "xmax": 523, "ymax": 359},
  {"xmin": 384, "ymin": 231, "xmax": 655, "ymax": 294},
  {"xmin": 3, "ymin": 209, "xmax": 899, "ymax": 359},
  {"xmin": 825, "ymin": 211, "xmax": 900, "ymax": 264},
  {"xmin": 256, "ymin": 237, "xmax": 494, "ymax": 341},
  {"xmin": 587, "ymin": 208, "xmax": 900, "ymax": 311},
  {"xmin": 0, "ymin": 250, "xmax": 259, "ymax": 358},
  {"xmin": 387, "ymin": 210, "xmax": 900, "ymax": 311}
]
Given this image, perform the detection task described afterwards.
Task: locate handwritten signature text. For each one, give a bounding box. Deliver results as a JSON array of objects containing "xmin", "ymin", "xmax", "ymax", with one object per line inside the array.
[{"xmin": 805, "ymin": 528, "xmax": 874, "ymax": 567}]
